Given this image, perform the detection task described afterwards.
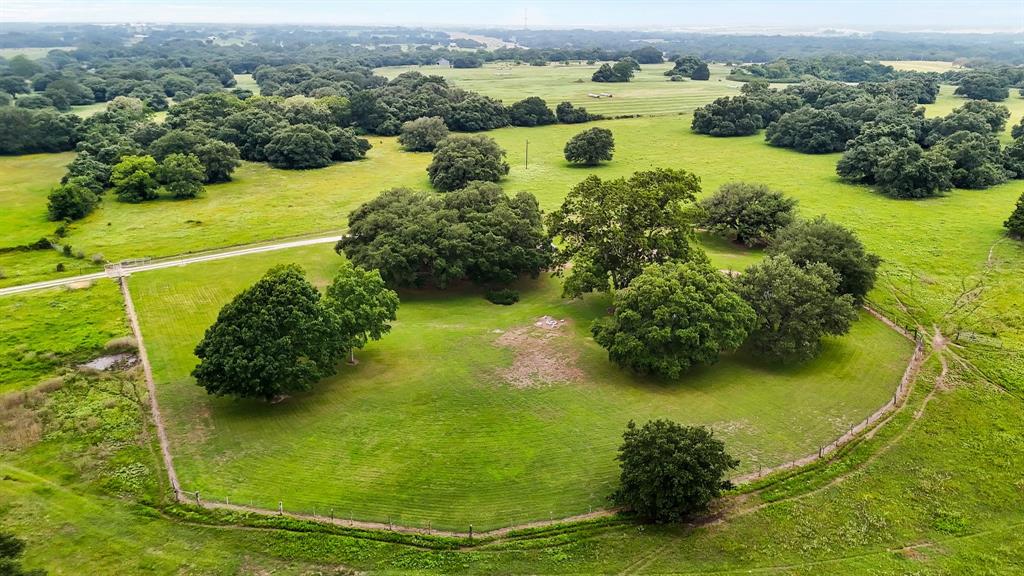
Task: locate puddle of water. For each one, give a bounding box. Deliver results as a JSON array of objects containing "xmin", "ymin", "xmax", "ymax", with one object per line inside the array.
[{"xmin": 80, "ymin": 352, "xmax": 138, "ymax": 371}]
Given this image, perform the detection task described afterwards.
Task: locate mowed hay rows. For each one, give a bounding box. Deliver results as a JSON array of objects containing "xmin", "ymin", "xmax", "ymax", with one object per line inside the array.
[
  {"xmin": 131, "ymin": 244, "xmax": 911, "ymax": 531},
  {"xmin": 375, "ymin": 62, "xmax": 743, "ymax": 118}
]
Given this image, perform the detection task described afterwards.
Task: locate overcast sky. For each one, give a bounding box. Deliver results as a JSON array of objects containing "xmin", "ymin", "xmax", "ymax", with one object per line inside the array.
[{"xmin": 2, "ymin": 1, "xmax": 1022, "ymax": 33}]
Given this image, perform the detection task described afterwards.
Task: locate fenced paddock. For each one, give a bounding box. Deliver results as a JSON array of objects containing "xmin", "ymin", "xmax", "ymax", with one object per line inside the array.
[{"xmin": 128, "ymin": 245, "xmax": 915, "ymax": 532}]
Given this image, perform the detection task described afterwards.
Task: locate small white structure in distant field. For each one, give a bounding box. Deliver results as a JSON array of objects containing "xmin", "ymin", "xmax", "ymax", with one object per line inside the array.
[{"xmin": 437, "ymin": 58, "xmax": 452, "ymax": 68}]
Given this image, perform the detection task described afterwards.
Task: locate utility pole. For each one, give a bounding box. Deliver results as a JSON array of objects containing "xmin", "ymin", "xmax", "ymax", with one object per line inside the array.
[{"xmin": 525, "ymin": 139, "xmax": 529, "ymax": 169}]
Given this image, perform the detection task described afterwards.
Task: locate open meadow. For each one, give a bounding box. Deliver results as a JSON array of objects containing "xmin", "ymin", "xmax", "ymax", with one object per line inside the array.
[
  {"xmin": 2, "ymin": 54, "xmax": 1024, "ymax": 573},
  {"xmin": 374, "ymin": 61, "xmax": 743, "ymax": 117},
  {"xmin": 131, "ymin": 243, "xmax": 911, "ymax": 530}
]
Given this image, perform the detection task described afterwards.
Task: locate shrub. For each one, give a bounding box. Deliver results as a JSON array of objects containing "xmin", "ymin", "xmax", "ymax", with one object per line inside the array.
[
  {"xmin": 556, "ymin": 101, "xmax": 596, "ymax": 124},
  {"xmin": 47, "ymin": 181, "xmax": 99, "ymax": 221},
  {"xmin": 485, "ymin": 288, "xmax": 519, "ymax": 305}
]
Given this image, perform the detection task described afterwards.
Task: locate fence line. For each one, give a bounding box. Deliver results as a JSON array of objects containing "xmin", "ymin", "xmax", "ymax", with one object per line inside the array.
[{"xmin": 130, "ymin": 281, "xmax": 926, "ymax": 536}]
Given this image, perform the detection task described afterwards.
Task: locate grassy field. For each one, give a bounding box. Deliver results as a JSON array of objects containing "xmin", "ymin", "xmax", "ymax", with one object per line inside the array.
[
  {"xmin": 232, "ymin": 73, "xmax": 261, "ymax": 95},
  {"xmin": 130, "ymin": 243, "xmax": 911, "ymax": 530},
  {"xmin": 0, "ymin": 152, "xmax": 72, "ymax": 248},
  {"xmin": 0, "ymin": 280, "xmax": 128, "ymax": 394},
  {"xmin": 879, "ymin": 60, "xmax": 959, "ymax": 72},
  {"xmin": 0, "ymin": 46, "xmax": 73, "ymax": 59},
  {"xmin": 375, "ymin": 61, "xmax": 744, "ymax": 117},
  {"xmin": 1, "ymin": 69, "xmax": 1022, "ymax": 573},
  {"xmin": 1, "ymin": 85, "xmax": 1019, "ymax": 275}
]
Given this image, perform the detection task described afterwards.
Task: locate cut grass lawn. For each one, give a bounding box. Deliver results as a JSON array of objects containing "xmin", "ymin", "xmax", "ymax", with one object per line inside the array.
[
  {"xmin": 131, "ymin": 243, "xmax": 911, "ymax": 531},
  {"xmin": 0, "ymin": 280, "xmax": 128, "ymax": 394},
  {"xmin": 374, "ymin": 61, "xmax": 744, "ymax": 117},
  {"xmin": 879, "ymin": 60, "xmax": 960, "ymax": 72}
]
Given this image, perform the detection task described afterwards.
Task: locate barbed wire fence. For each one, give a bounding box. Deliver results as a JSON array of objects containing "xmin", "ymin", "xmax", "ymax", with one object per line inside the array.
[{"xmin": 133, "ymin": 287, "xmax": 927, "ymax": 537}]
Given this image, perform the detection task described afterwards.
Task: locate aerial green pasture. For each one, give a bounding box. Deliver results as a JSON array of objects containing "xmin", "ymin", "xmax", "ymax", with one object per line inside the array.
[
  {"xmin": 2, "ymin": 66, "xmax": 1023, "ymax": 573},
  {"xmin": 0, "ymin": 280, "xmax": 128, "ymax": 394},
  {"xmin": 131, "ymin": 244, "xmax": 910, "ymax": 530},
  {"xmin": 879, "ymin": 59, "xmax": 959, "ymax": 72},
  {"xmin": 374, "ymin": 61, "xmax": 743, "ymax": 117}
]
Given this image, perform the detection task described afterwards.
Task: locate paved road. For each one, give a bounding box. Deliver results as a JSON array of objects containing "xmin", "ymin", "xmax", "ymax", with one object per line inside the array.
[{"xmin": 0, "ymin": 234, "xmax": 343, "ymax": 297}]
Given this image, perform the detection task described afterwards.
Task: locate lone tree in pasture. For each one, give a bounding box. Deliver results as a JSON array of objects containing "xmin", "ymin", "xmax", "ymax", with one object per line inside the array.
[
  {"xmin": 156, "ymin": 153, "xmax": 206, "ymax": 199},
  {"xmin": 427, "ymin": 134, "xmax": 510, "ymax": 191},
  {"xmin": 564, "ymin": 127, "xmax": 615, "ymax": 165},
  {"xmin": 1005, "ymin": 192, "xmax": 1024, "ymax": 238},
  {"xmin": 111, "ymin": 155, "xmax": 160, "ymax": 203},
  {"xmin": 613, "ymin": 420, "xmax": 739, "ymax": 523},
  {"xmin": 699, "ymin": 182, "xmax": 797, "ymax": 247},
  {"xmin": 47, "ymin": 180, "xmax": 99, "ymax": 221},
  {"xmin": 592, "ymin": 260, "xmax": 756, "ymax": 377},
  {"xmin": 264, "ymin": 123, "xmax": 335, "ymax": 169},
  {"xmin": 737, "ymin": 255, "xmax": 858, "ymax": 361},
  {"xmin": 547, "ymin": 169, "xmax": 702, "ymax": 297},
  {"xmin": 398, "ymin": 116, "xmax": 449, "ymax": 151},
  {"xmin": 192, "ymin": 264, "xmax": 346, "ymax": 401},
  {"xmin": 324, "ymin": 262, "xmax": 400, "ymax": 363},
  {"xmin": 768, "ymin": 216, "xmax": 881, "ymax": 303}
]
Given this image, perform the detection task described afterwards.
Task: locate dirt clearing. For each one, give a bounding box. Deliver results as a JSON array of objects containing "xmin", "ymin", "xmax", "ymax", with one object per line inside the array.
[{"xmin": 494, "ymin": 316, "xmax": 583, "ymax": 388}]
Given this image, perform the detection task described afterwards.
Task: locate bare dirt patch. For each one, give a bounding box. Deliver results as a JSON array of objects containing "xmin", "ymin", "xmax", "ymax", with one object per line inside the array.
[
  {"xmin": 494, "ymin": 316, "xmax": 583, "ymax": 388},
  {"xmin": 65, "ymin": 280, "xmax": 94, "ymax": 290}
]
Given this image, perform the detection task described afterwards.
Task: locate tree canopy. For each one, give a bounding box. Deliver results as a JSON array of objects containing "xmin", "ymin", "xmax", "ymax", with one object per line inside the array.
[
  {"xmin": 699, "ymin": 182, "xmax": 797, "ymax": 247},
  {"xmin": 953, "ymin": 72, "xmax": 1009, "ymax": 101},
  {"xmin": 547, "ymin": 169, "xmax": 702, "ymax": 297},
  {"xmin": 563, "ymin": 127, "xmax": 615, "ymax": 165},
  {"xmin": 612, "ymin": 420, "xmax": 738, "ymax": 523},
  {"xmin": 263, "ymin": 123, "xmax": 335, "ymax": 169},
  {"xmin": 555, "ymin": 101, "xmax": 597, "ymax": 124},
  {"xmin": 768, "ymin": 216, "xmax": 881, "ymax": 303},
  {"xmin": 324, "ymin": 261, "xmax": 400, "ymax": 363},
  {"xmin": 427, "ymin": 134, "xmax": 510, "ymax": 191},
  {"xmin": 508, "ymin": 96, "xmax": 557, "ymax": 127},
  {"xmin": 592, "ymin": 260, "xmax": 755, "ymax": 377},
  {"xmin": 156, "ymin": 153, "xmax": 206, "ymax": 199},
  {"xmin": 192, "ymin": 264, "xmax": 346, "ymax": 400},
  {"xmin": 397, "ymin": 116, "xmax": 449, "ymax": 151},
  {"xmin": 737, "ymin": 255, "xmax": 857, "ymax": 361},
  {"xmin": 111, "ymin": 154, "xmax": 159, "ymax": 202},
  {"xmin": 47, "ymin": 179, "xmax": 99, "ymax": 221},
  {"xmin": 337, "ymin": 183, "xmax": 552, "ymax": 288},
  {"xmin": 1005, "ymin": 192, "xmax": 1024, "ymax": 239}
]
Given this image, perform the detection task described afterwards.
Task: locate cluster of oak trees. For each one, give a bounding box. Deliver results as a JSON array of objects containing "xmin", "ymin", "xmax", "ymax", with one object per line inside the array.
[
  {"xmin": 193, "ymin": 160, "xmax": 881, "ymax": 401},
  {"xmin": 693, "ymin": 78, "xmax": 1024, "ymax": 198},
  {"xmin": 549, "ymin": 171, "xmax": 876, "ymax": 376}
]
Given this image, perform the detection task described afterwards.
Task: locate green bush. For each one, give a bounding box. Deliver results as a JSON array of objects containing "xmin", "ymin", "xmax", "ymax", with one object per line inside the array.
[{"xmin": 485, "ymin": 288, "xmax": 520, "ymax": 305}]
